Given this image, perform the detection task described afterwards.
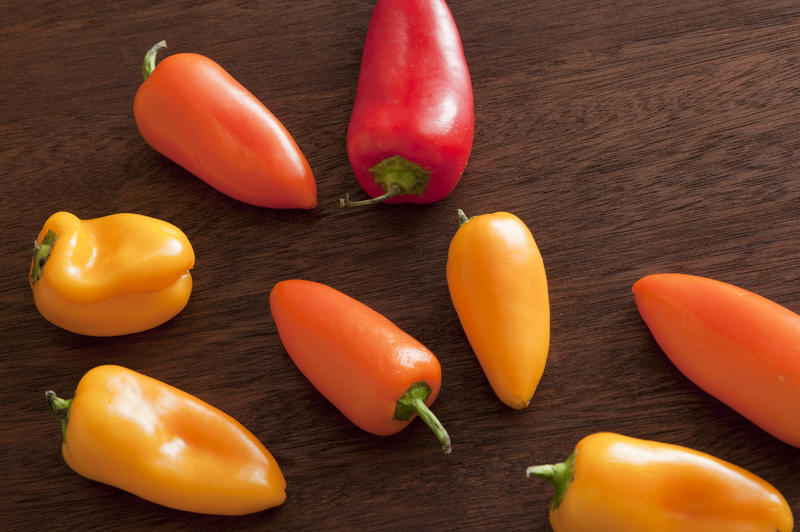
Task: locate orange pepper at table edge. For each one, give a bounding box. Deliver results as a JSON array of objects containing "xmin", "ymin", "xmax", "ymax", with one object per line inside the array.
[
  {"xmin": 527, "ymin": 432, "xmax": 793, "ymax": 532},
  {"xmin": 633, "ymin": 273, "xmax": 800, "ymax": 448},
  {"xmin": 446, "ymin": 209, "xmax": 550, "ymax": 409},
  {"xmin": 29, "ymin": 211, "xmax": 194, "ymax": 336},
  {"xmin": 269, "ymin": 279, "xmax": 452, "ymax": 453},
  {"xmin": 133, "ymin": 41, "xmax": 317, "ymax": 209},
  {"xmin": 47, "ymin": 365, "xmax": 286, "ymax": 515}
]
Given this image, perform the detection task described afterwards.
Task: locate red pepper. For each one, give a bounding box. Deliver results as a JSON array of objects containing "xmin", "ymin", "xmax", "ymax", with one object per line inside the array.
[
  {"xmin": 341, "ymin": 0, "xmax": 474, "ymax": 207},
  {"xmin": 134, "ymin": 41, "xmax": 317, "ymax": 209}
]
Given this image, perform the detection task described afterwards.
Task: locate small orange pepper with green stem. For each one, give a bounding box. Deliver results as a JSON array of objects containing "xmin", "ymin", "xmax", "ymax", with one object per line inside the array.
[
  {"xmin": 528, "ymin": 432, "xmax": 793, "ymax": 532},
  {"xmin": 47, "ymin": 365, "xmax": 286, "ymax": 515},
  {"xmin": 270, "ymin": 279, "xmax": 451, "ymax": 453},
  {"xmin": 29, "ymin": 211, "xmax": 194, "ymax": 336},
  {"xmin": 134, "ymin": 41, "xmax": 317, "ymax": 209},
  {"xmin": 446, "ymin": 209, "xmax": 550, "ymax": 409}
]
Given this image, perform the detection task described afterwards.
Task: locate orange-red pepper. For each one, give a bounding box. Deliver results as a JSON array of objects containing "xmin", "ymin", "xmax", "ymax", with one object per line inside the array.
[
  {"xmin": 47, "ymin": 365, "xmax": 286, "ymax": 515},
  {"xmin": 134, "ymin": 41, "xmax": 317, "ymax": 209},
  {"xmin": 633, "ymin": 273, "xmax": 800, "ymax": 448},
  {"xmin": 528, "ymin": 432, "xmax": 793, "ymax": 531},
  {"xmin": 30, "ymin": 211, "xmax": 194, "ymax": 336},
  {"xmin": 269, "ymin": 279, "xmax": 451, "ymax": 453},
  {"xmin": 446, "ymin": 210, "xmax": 550, "ymax": 409}
]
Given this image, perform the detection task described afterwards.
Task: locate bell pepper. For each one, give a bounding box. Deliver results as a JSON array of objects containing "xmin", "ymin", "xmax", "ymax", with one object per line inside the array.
[
  {"xmin": 527, "ymin": 432, "xmax": 793, "ymax": 532},
  {"xmin": 47, "ymin": 365, "xmax": 285, "ymax": 515},
  {"xmin": 340, "ymin": 0, "xmax": 473, "ymax": 207},
  {"xmin": 446, "ymin": 210, "xmax": 549, "ymax": 409},
  {"xmin": 269, "ymin": 279, "xmax": 451, "ymax": 453},
  {"xmin": 134, "ymin": 41, "xmax": 317, "ymax": 209},
  {"xmin": 633, "ymin": 273, "xmax": 800, "ymax": 448},
  {"xmin": 29, "ymin": 211, "xmax": 194, "ymax": 336}
]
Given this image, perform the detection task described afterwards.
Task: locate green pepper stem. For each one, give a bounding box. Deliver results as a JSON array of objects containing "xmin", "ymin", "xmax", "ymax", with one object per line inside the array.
[
  {"xmin": 394, "ymin": 381, "xmax": 451, "ymax": 454},
  {"xmin": 30, "ymin": 229, "xmax": 57, "ymax": 284},
  {"xmin": 339, "ymin": 184, "xmax": 403, "ymax": 208},
  {"xmin": 339, "ymin": 155, "xmax": 430, "ymax": 208},
  {"xmin": 526, "ymin": 450, "xmax": 576, "ymax": 510},
  {"xmin": 142, "ymin": 40, "xmax": 167, "ymax": 80},
  {"xmin": 457, "ymin": 209, "xmax": 470, "ymax": 226},
  {"xmin": 46, "ymin": 390, "xmax": 72, "ymax": 442}
]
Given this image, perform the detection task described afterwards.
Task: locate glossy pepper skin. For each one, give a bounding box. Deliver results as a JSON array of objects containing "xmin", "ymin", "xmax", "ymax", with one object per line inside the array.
[
  {"xmin": 47, "ymin": 365, "xmax": 286, "ymax": 515},
  {"xmin": 527, "ymin": 432, "xmax": 793, "ymax": 532},
  {"xmin": 29, "ymin": 211, "xmax": 194, "ymax": 336},
  {"xmin": 633, "ymin": 273, "xmax": 800, "ymax": 448},
  {"xmin": 446, "ymin": 210, "xmax": 549, "ymax": 409},
  {"xmin": 269, "ymin": 279, "xmax": 451, "ymax": 453},
  {"xmin": 341, "ymin": 0, "xmax": 473, "ymax": 207},
  {"xmin": 134, "ymin": 41, "xmax": 317, "ymax": 209}
]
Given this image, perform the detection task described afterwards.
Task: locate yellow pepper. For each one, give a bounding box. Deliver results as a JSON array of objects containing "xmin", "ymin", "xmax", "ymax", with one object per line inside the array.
[
  {"xmin": 29, "ymin": 211, "xmax": 194, "ymax": 336},
  {"xmin": 47, "ymin": 365, "xmax": 286, "ymax": 515},
  {"xmin": 527, "ymin": 432, "xmax": 793, "ymax": 532},
  {"xmin": 446, "ymin": 209, "xmax": 550, "ymax": 409}
]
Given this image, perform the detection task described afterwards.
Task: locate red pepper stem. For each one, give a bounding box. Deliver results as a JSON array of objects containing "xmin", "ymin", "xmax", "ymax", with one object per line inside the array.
[
  {"xmin": 30, "ymin": 229, "xmax": 57, "ymax": 284},
  {"xmin": 339, "ymin": 184, "xmax": 403, "ymax": 208},
  {"xmin": 394, "ymin": 381, "xmax": 451, "ymax": 454},
  {"xmin": 46, "ymin": 390, "xmax": 72, "ymax": 442},
  {"xmin": 339, "ymin": 155, "xmax": 430, "ymax": 208},
  {"xmin": 526, "ymin": 450, "xmax": 576, "ymax": 510},
  {"xmin": 142, "ymin": 40, "xmax": 167, "ymax": 80}
]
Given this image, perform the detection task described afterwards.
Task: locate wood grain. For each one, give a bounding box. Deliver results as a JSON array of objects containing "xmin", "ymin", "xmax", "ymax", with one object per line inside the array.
[{"xmin": 3, "ymin": 0, "xmax": 800, "ymax": 529}]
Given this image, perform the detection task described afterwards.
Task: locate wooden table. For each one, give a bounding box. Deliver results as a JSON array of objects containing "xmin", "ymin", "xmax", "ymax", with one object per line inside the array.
[{"xmin": 4, "ymin": 0, "xmax": 800, "ymax": 529}]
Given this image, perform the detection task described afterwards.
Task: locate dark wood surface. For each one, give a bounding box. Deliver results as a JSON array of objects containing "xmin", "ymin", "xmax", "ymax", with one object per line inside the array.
[{"xmin": 3, "ymin": 0, "xmax": 800, "ymax": 529}]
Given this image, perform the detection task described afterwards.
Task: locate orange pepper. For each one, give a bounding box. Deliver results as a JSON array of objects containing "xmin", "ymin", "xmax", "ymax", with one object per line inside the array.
[
  {"xmin": 47, "ymin": 365, "xmax": 286, "ymax": 515},
  {"xmin": 527, "ymin": 432, "xmax": 793, "ymax": 532},
  {"xmin": 633, "ymin": 273, "xmax": 800, "ymax": 448},
  {"xmin": 269, "ymin": 279, "xmax": 451, "ymax": 453},
  {"xmin": 29, "ymin": 211, "xmax": 194, "ymax": 336},
  {"xmin": 446, "ymin": 209, "xmax": 550, "ymax": 409},
  {"xmin": 134, "ymin": 41, "xmax": 317, "ymax": 209}
]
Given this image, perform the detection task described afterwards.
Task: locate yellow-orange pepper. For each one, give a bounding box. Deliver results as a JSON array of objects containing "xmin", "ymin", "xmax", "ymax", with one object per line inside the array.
[
  {"xmin": 47, "ymin": 365, "xmax": 286, "ymax": 515},
  {"xmin": 527, "ymin": 432, "xmax": 793, "ymax": 532},
  {"xmin": 29, "ymin": 211, "xmax": 194, "ymax": 336},
  {"xmin": 446, "ymin": 209, "xmax": 549, "ymax": 408}
]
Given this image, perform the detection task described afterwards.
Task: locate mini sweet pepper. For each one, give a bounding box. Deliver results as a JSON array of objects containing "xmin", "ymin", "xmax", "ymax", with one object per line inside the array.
[
  {"xmin": 47, "ymin": 365, "xmax": 286, "ymax": 515},
  {"xmin": 270, "ymin": 279, "xmax": 451, "ymax": 453},
  {"xmin": 341, "ymin": 0, "xmax": 473, "ymax": 207},
  {"xmin": 29, "ymin": 211, "xmax": 194, "ymax": 336},
  {"xmin": 446, "ymin": 209, "xmax": 550, "ymax": 409},
  {"xmin": 134, "ymin": 41, "xmax": 317, "ymax": 209},
  {"xmin": 528, "ymin": 432, "xmax": 793, "ymax": 531},
  {"xmin": 634, "ymin": 272, "xmax": 800, "ymax": 448}
]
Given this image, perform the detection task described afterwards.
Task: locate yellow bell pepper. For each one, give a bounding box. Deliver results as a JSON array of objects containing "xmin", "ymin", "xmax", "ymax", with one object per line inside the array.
[
  {"xmin": 47, "ymin": 365, "xmax": 286, "ymax": 515},
  {"xmin": 29, "ymin": 211, "xmax": 194, "ymax": 336},
  {"xmin": 527, "ymin": 432, "xmax": 793, "ymax": 531},
  {"xmin": 446, "ymin": 209, "xmax": 550, "ymax": 409}
]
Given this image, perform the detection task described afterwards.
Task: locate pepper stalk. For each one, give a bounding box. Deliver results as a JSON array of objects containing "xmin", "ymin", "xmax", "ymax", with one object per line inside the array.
[
  {"xmin": 46, "ymin": 390, "xmax": 72, "ymax": 442},
  {"xmin": 142, "ymin": 40, "xmax": 167, "ymax": 80},
  {"xmin": 394, "ymin": 381, "xmax": 451, "ymax": 454},
  {"xmin": 339, "ymin": 155, "xmax": 430, "ymax": 207},
  {"xmin": 31, "ymin": 230, "xmax": 57, "ymax": 284},
  {"xmin": 526, "ymin": 451, "xmax": 576, "ymax": 510}
]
